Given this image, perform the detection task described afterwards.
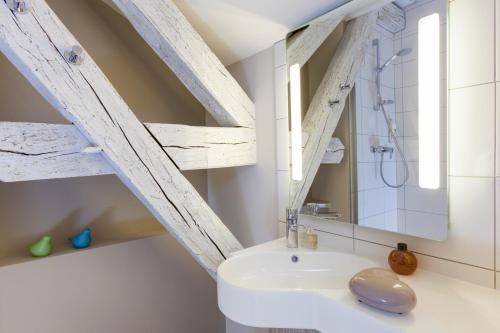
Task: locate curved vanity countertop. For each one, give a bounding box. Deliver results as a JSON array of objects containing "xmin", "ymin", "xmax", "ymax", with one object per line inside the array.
[{"xmin": 217, "ymin": 238, "xmax": 500, "ymax": 333}]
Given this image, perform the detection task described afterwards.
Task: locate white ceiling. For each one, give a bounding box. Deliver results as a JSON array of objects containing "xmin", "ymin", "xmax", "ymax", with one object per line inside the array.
[
  {"xmin": 172, "ymin": 0, "xmax": 354, "ymax": 65},
  {"xmin": 103, "ymin": 0, "xmax": 391, "ymax": 66}
]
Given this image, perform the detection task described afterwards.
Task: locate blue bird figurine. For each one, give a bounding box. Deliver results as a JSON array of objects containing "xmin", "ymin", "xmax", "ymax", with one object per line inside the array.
[{"xmin": 70, "ymin": 228, "xmax": 92, "ymax": 249}]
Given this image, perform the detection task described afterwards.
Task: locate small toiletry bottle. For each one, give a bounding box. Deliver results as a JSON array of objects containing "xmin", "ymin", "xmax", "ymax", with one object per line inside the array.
[
  {"xmin": 302, "ymin": 227, "xmax": 318, "ymax": 250},
  {"xmin": 388, "ymin": 243, "xmax": 417, "ymax": 275}
]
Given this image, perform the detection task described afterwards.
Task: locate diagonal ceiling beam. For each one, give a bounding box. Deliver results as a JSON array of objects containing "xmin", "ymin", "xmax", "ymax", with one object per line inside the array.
[
  {"xmin": 289, "ymin": 13, "xmax": 377, "ymax": 210},
  {"xmin": 0, "ymin": 0, "xmax": 243, "ymax": 275},
  {"xmin": 287, "ymin": 16, "xmax": 344, "ymax": 71},
  {"xmin": 110, "ymin": 0, "xmax": 255, "ymax": 128}
]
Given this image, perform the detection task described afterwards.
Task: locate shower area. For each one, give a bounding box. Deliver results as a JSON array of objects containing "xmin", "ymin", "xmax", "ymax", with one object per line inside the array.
[{"xmin": 353, "ymin": 0, "xmax": 447, "ymax": 234}]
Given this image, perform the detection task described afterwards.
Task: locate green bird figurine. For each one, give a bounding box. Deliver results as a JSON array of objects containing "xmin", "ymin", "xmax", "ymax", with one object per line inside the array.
[{"xmin": 30, "ymin": 235, "xmax": 52, "ymax": 257}]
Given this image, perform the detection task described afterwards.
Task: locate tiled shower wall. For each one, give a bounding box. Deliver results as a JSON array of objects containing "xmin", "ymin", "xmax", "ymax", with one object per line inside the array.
[
  {"xmin": 355, "ymin": 24, "xmax": 399, "ymax": 233},
  {"xmin": 275, "ymin": 0, "xmax": 500, "ymax": 289}
]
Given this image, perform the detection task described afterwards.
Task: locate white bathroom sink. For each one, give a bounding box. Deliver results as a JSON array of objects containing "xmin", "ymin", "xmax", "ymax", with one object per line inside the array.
[
  {"xmin": 217, "ymin": 239, "xmax": 398, "ymax": 332},
  {"xmin": 217, "ymin": 239, "xmax": 500, "ymax": 333}
]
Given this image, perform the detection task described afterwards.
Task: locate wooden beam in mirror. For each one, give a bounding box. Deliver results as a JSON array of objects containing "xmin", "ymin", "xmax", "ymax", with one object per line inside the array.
[{"xmin": 288, "ymin": 12, "xmax": 377, "ymax": 210}]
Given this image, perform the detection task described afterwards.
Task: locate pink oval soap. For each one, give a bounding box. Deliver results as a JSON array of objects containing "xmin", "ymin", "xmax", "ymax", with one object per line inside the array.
[{"xmin": 349, "ymin": 268, "xmax": 417, "ymax": 314}]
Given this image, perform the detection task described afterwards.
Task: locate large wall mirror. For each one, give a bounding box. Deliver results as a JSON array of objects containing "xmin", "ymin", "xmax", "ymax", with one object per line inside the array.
[{"xmin": 287, "ymin": 0, "xmax": 448, "ymax": 241}]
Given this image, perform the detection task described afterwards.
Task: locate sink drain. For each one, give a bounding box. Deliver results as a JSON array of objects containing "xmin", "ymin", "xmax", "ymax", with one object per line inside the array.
[{"xmin": 291, "ymin": 255, "xmax": 299, "ymax": 263}]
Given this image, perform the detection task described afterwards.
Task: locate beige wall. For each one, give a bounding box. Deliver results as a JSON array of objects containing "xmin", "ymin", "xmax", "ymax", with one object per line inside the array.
[
  {"xmin": 208, "ymin": 47, "xmax": 279, "ymax": 248},
  {"xmin": 297, "ymin": 25, "xmax": 352, "ymax": 223},
  {"xmin": 0, "ymin": 234, "xmax": 225, "ymax": 333},
  {"xmin": 309, "ymin": 109, "xmax": 352, "ymax": 224}
]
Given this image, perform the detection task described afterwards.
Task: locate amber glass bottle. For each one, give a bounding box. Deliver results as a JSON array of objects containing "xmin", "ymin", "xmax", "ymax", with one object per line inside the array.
[{"xmin": 388, "ymin": 243, "xmax": 418, "ymax": 275}]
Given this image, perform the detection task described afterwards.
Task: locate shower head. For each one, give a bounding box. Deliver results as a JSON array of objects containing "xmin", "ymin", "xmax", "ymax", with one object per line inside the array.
[
  {"xmin": 378, "ymin": 48, "xmax": 413, "ymax": 72},
  {"xmin": 397, "ymin": 48, "xmax": 412, "ymax": 57}
]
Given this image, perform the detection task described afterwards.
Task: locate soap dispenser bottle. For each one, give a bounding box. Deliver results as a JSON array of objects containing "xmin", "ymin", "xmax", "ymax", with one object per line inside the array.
[
  {"xmin": 388, "ymin": 243, "xmax": 417, "ymax": 275},
  {"xmin": 302, "ymin": 227, "xmax": 318, "ymax": 250}
]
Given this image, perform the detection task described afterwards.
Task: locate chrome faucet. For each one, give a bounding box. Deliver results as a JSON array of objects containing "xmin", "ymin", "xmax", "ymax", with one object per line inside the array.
[{"xmin": 286, "ymin": 208, "xmax": 299, "ymax": 248}]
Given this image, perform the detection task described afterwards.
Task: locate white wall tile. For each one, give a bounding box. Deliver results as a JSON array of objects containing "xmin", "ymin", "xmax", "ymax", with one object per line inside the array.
[
  {"xmin": 405, "ymin": 161, "xmax": 448, "ymax": 188},
  {"xmin": 278, "ymin": 221, "xmax": 286, "ymax": 238},
  {"xmin": 403, "ymin": 111, "xmax": 418, "ymax": 137},
  {"xmin": 353, "ymin": 239, "xmax": 390, "ymax": 267},
  {"xmin": 353, "ymin": 240, "xmax": 495, "ymax": 288},
  {"xmin": 403, "ymin": 137, "xmax": 419, "ymax": 162},
  {"xmin": 496, "ymin": 0, "xmax": 500, "ymax": 81},
  {"xmin": 496, "ymin": 86, "xmax": 500, "ymax": 176},
  {"xmin": 379, "ymin": 161, "xmax": 397, "ymax": 187},
  {"xmin": 401, "ymin": 33, "xmax": 417, "ymax": 63},
  {"xmin": 380, "ymin": 64, "xmax": 395, "ymax": 88},
  {"xmin": 378, "ymin": 35, "xmax": 395, "ymax": 62},
  {"xmin": 361, "ymin": 107, "xmax": 382, "ymax": 136},
  {"xmin": 359, "ymin": 213, "xmax": 386, "ymax": 230},
  {"xmin": 274, "ymin": 65, "xmax": 288, "ymax": 120},
  {"xmin": 405, "ymin": 210, "xmax": 448, "ymax": 240},
  {"xmin": 360, "ymin": 79, "xmax": 377, "ymax": 109},
  {"xmin": 299, "ymin": 215, "xmax": 354, "ymax": 239},
  {"xmin": 404, "ymin": 186, "xmax": 447, "ymax": 215},
  {"xmin": 363, "ymin": 188, "xmax": 386, "ymax": 217},
  {"xmin": 384, "ymin": 210, "xmax": 399, "ymax": 232},
  {"xmin": 496, "ymin": 178, "xmax": 500, "ymax": 269},
  {"xmin": 395, "ymin": 63, "xmax": 402, "ymax": 89},
  {"xmin": 449, "ymin": 0, "xmax": 495, "ymax": 88},
  {"xmin": 404, "ymin": 0, "xmax": 447, "ymax": 37},
  {"xmin": 385, "ymin": 187, "xmax": 398, "ymax": 211},
  {"xmin": 395, "ymin": 88, "xmax": 403, "ymax": 113},
  {"xmin": 313, "ymin": 230, "xmax": 354, "ymax": 252},
  {"xmin": 414, "ymin": 254, "xmax": 495, "ymax": 288},
  {"xmin": 449, "ymin": 84, "xmax": 495, "ymax": 177},
  {"xmin": 276, "ymin": 118, "xmax": 289, "ymax": 171},
  {"xmin": 360, "ymin": 54, "xmax": 377, "ymax": 81},
  {"xmin": 273, "ymin": 40, "xmax": 286, "ymax": 68},
  {"xmin": 402, "ymin": 60, "xmax": 418, "ymax": 87},
  {"xmin": 402, "ymin": 85, "xmax": 418, "ymax": 112},
  {"xmin": 357, "ymin": 190, "xmax": 365, "ymax": 220},
  {"xmin": 355, "ymin": 177, "xmax": 495, "ymax": 269},
  {"xmin": 277, "ymin": 171, "xmax": 289, "ymax": 222},
  {"xmin": 358, "ymin": 162, "xmax": 383, "ymax": 190},
  {"xmin": 357, "ymin": 134, "xmax": 379, "ymax": 163}
]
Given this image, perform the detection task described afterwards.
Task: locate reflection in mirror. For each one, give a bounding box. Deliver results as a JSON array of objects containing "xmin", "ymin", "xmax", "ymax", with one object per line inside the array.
[{"xmin": 287, "ymin": 0, "xmax": 448, "ymax": 241}]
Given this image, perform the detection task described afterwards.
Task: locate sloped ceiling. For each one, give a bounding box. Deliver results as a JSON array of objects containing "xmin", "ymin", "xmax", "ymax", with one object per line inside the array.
[
  {"xmin": 172, "ymin": 0, "xmax": 353, "ymax": 65},
  {"xmin": 102, "ymin": 0, "xmax": 390, "ymax": 66}
]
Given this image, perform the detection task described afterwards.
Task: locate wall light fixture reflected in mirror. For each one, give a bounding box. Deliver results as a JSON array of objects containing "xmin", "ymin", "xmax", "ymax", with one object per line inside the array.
[
  {"xmin": 290, "ymin": 63, "xmax": 303, "ymax": 181},
  {"xmin": 418, "ymin": 13, "xmax": 440, "ymax": 190}
]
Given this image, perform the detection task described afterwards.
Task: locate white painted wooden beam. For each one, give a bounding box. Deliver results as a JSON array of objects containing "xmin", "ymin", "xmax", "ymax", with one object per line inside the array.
[
  {"xmin": 0, "ymin": 122, "xmax": 256, "ymax": 181},
  {"xmin": 110, "ymin": 0, "xmax": 255, "ymax": 128},
  {"xmin": 146, "ymin": 124, "xmax": 256, "ymax": 170},
  {"xmin": 287, "ymin": 16, "xmax": 343, "ymax": 70},
  {"xmin": 290, "ymin": 133, "xmax": 345, "ymax": 165},
  {"xmin": 289, "ymin": 13, "xmax": 377, "ymax": 210},
  {"xmin": 0, "ymin": 122, "xmax": 113, "ymax": 182},
  {"xmin": 0, "ymin": 0, "xmax": 243, "ymax": 275},
  {"xmin": 322, "ymin": 138, "xmax": 345, "ymax": 164}
]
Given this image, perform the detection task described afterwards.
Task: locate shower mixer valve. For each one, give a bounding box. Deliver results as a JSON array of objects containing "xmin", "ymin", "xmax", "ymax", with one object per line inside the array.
[{"xmin": 371, "ymin": 146, "xmax": 394, "ymax": 159}]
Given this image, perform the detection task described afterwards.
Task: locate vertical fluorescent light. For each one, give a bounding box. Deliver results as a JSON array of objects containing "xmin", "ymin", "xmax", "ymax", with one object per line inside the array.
[
  {"xmin": 290, "ymin": 63, "xmax": 303, "ymax": 181},
  {"xmin": 418, "ymin": 13, "xmax": 440, "ymax": 189}
]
